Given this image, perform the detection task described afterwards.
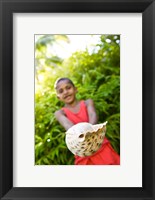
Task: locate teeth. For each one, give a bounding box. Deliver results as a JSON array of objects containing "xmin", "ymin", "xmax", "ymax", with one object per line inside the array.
[{"xmin": 65, "ymin": 96, "xmax": 71, "ymax": 99}]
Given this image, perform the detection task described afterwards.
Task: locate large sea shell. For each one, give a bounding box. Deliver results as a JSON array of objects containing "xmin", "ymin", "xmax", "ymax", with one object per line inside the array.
[{"xmin": 65, "ymin": 122, "xmax": 107, "ymax": 157}]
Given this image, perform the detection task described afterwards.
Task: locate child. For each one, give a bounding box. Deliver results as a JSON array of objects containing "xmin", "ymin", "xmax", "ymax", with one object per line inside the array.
[{"xmin": 54, "ymin": 77, "xmax": 120, "ymax": 165}]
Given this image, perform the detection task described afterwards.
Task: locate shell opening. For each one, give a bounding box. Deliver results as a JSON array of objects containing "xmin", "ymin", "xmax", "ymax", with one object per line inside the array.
[
  {"xmin": 79, "ymin": 134, "xmax": 84, "ymax": 138},
  {"xmin": 78, "ymin": 134, "xmax": 85, "ymax": 142}
]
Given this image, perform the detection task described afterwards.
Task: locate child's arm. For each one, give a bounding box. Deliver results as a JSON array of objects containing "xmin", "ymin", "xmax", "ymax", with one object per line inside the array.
[
  {"xmin": 54, "ymin": 110, "xmax": 74, "ymax": 131},
  {"xmin": 85, "ymin": 99, "xmax": 98, "ymax": 124}
]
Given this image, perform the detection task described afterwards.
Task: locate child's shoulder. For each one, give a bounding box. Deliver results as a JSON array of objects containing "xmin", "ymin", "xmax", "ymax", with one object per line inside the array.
[{"xmin": 85, "ymin": 99, "xmax": 94, "ymax": 105}]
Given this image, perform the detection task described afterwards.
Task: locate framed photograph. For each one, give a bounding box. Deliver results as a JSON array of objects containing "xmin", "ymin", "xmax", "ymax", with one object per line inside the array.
[{"xmin": 0, "ymin": 0, "xmax": 154, "ymax": 199}]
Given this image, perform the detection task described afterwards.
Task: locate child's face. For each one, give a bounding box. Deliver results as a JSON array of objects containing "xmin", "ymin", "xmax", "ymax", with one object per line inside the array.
[{"xmin": 56, "ymin": 80, "xmax": 77, "ymax": 104}]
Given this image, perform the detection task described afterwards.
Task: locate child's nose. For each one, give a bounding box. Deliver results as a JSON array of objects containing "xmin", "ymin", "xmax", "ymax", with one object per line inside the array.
[{"xmin": 64, "ymin": 89, "xmax": 68, "ymax": 94}]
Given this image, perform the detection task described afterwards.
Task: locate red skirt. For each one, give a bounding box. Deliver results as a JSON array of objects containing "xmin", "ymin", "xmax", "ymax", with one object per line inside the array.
[{"xmin": 74, "ymin": 137, "xmax": 120, "ymax": 165}]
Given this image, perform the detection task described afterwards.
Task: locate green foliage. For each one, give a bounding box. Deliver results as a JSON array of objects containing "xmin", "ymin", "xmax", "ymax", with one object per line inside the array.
[
  {"xmin": 35, "ymin": 91, "xmax": 74, "ymax": 165},
  {"xmin": 35, "ymin": 34, "xmax": 120, "ymax": 165}
]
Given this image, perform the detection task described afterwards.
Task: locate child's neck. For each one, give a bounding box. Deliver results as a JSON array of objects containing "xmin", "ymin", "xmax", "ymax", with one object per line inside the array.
[{"xmin": 65, "ymin": 99, "xmax": 79, "ymax": 108}]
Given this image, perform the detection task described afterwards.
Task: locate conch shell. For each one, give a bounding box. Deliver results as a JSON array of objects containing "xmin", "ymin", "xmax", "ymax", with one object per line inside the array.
[{"xmin": 65, "ymin": 122, "xmax": 107, "ymax": 157}]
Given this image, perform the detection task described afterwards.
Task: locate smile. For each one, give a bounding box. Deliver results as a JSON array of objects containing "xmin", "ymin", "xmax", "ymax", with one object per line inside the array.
[{"xmin": 64, "ymin": 95, "xmax": 71, "ymax": 99}]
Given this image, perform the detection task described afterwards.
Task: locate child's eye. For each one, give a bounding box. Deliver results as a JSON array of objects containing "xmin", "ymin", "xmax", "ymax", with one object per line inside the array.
[{"xmin": 58, "ymin": 89, "xmax": 63, "ymax": 94}]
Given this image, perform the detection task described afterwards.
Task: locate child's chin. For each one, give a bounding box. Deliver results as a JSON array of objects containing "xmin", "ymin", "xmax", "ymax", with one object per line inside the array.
[
  {"xmin": 65, "ymin": 99, "xmax": 74, "ymax": 104},
  {"xmin": 66, "ymin": 100, "xmax": 72, "ymax": 104},
  {"xmin": 64, "ymin": 97, "xmax": 73, "ymax": 103}
]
